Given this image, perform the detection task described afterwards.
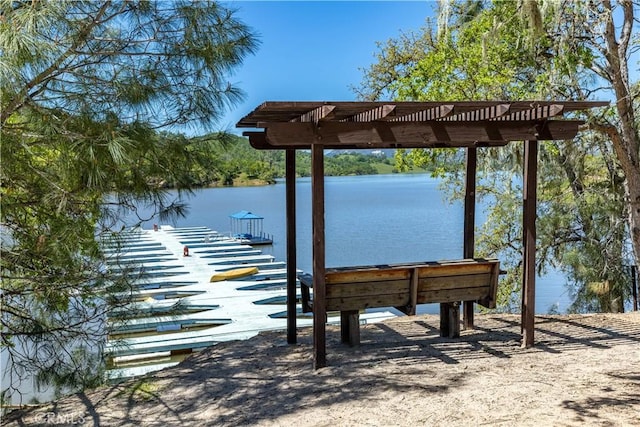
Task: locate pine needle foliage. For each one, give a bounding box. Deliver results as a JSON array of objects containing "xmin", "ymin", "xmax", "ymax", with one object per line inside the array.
[{"xmin": 1, "ymin": 0, "xmax": 258, "ymax": 402}]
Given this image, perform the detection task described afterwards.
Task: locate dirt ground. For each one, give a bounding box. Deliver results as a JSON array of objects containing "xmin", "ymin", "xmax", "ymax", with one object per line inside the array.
[{"xmin": 3, "ymin": 312, "xmax": 640, "ymax": 426}]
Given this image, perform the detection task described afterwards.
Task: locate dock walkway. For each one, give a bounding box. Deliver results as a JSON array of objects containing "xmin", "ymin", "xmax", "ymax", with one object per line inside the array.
[{"xmin": 105, "ymin": 226, "xmax": 393, "ymax": 379}]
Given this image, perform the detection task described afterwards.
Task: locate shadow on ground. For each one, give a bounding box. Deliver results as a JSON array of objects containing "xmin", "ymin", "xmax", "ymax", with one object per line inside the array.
[{"xmin": 3, "ymin": 313, "xmax": 640, "ymax": 426}]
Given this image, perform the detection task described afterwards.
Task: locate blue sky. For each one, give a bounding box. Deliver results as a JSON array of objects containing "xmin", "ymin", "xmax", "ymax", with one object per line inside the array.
[{"xmin": 219, "ymin": 1, "xmax": 436, "ymax": 133}]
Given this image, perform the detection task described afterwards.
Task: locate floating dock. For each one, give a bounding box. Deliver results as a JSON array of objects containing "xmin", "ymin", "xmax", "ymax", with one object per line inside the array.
[
  {"xmin": 103, "ymin": 225, "xmax": 394, "ymax": 379},
  {"xmin": 228, "ymin": 210, "xmax": 274, "ymax": 245}
]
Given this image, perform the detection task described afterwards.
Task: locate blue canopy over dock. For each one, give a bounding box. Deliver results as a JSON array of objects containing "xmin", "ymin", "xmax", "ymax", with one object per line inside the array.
[{"xmin": 229, "ymin": 211, "xmax": 273, "ymax": 245}]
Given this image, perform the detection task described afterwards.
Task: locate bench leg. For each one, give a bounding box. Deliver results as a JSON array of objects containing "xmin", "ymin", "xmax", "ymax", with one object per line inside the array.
[
  {"xmin": 440, "ymin": 302, "xmax": 461, "ymax": 338},
  {"xmin": 300, "ymin": 283, "xmax": 312, "ymax": 313},
  {"xmin": 440, "ymin": 303, "xmax": 450, "ymax": 337},
  {"xmin": 463, "ymin": 301, "xmax": 474, "ymax": 330},
  {"xmin": 448, "ymin": 302, "xmax": 461, "ymax": 338},
  {"xmin": 340, "ymin": 310, "xmax": 360, "ymax": 346}
]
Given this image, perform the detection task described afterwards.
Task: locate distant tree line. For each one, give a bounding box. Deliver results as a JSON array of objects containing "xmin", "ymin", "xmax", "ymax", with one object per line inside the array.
[{"xmin": 173, "ymin": 133, "xmax": 427, "ymax": 187}]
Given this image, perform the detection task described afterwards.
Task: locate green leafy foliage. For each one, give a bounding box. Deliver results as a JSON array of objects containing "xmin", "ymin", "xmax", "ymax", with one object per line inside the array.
[
  {"xmin": 1, "ymin": 0, "xmax": 258, "ymax": 401},
  {"xmin": 356, "ymin": 0, "xmax": 635, "ymax": 313}
]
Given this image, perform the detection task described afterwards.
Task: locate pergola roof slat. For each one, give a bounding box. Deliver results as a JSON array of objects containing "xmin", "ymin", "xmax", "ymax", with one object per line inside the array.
[
  {"xmin": 237, "ymin": 101, "xmax": 607, "ymax": 149},
  {"xmin": 292, "ymin": 105, "xmax": 336, "ymax": 123},
  {"xmin": 494, "ymin": 104, "xmax": 565, "ymax": 121},
  {"xmin": 389, "ymin": 105, "xmax": 454, "ymax": 122},
  {"xmin": 237, "ymin": 101, "xmax": 608, "ymax": 130},
  {"xmin": 340, "ymin": 104, "xmax": 396, "ymax": 122},
  {"xmin": 441, "ymin": 103, "xmax": 511, "ymax": 121}
]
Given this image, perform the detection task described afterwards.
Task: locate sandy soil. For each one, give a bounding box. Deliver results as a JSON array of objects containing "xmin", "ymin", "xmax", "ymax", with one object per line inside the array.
[{"xmin": 3, "ymin": 313, "xmax": 640, "ymax": 426}]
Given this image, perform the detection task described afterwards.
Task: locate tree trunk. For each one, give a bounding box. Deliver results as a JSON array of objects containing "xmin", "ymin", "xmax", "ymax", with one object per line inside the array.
[
  {"xmin": 598, "ymin": 1, "xmax": 640, "ymax": 272},
  {"xmin": 624, "ymin": 166, "xmax": 640, "ymax": 269}
]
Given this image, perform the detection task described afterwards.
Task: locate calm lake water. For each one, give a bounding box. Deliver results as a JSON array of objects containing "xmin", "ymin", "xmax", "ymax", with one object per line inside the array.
[
  {"xmin": 3, "ymin": 174, "xmax": 575, "ymax": 406},
  {"xmin": 133, "ymin": 173, "xmax": 574, "ymax": 314}
]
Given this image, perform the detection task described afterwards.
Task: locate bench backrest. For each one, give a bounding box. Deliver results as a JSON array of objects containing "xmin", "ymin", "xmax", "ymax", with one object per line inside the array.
[{"xmin": 322, "ymin": 258, "xmax": 499, "ymax": 312}]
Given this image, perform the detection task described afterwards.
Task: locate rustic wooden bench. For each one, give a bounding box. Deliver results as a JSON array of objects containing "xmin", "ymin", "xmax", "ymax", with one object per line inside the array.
[{"xmin": 298, "ymin": 258, "xmax": 500, "ymax": 346}]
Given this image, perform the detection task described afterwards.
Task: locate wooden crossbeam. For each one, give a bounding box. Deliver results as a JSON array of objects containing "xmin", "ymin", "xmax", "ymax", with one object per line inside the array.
[
  {"xmin": 389, "ymin": 105, "xmax": 454, "ymax": 121},
  {"xmin": 340, "ymin": 104, "xmax": 395, "ymax": 122},
  {"xmin": 258, "ymin": 121, "xmax": 581, "ymax": 146},
  {"xmin": 291, "ymin": 105, "xmax": 336, "ymax": 124},
  {"xmin": 494, "ymin": 104, "xmax": 564, "ymax": 121},
  {"xmin": 442, "ymin": 104, "xmax": 510, "ymax": 121},
  {"xmin": 245, "ymin": 132, "xmax": 508, "ymax": 150}
]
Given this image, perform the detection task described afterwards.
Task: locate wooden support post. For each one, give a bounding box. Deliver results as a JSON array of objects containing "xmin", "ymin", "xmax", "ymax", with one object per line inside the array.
[
  {"xmin": 439, "ymin": 303, "xmax": 450, "ymax": 337},
  {"xmin": 440, "ymin": 302, "xmax": 461, "ymax": 338},
  {"xmin": 340, "ymin": 311, "xmax": 360, "ymax": 346},
  {"xmin": 463, "ymin": 147, "xmax": 477, "ymax": 329},
  {"xmin": 522, "ymin": 140, "xmax": 538, "ymax": 348},
  {"xmin": 311, "ymin": 144, "xmax": 327, "ymax": 369},
  {"xmin": 448, "ymin": 302, "xmax": 461, "ymax": 338},
  {"xmin": 286, "ymin": 149, "xmax": 297, "ymax": 344},
  {"xmin": 409, "ymin": 268, "xmax": 419, "ymax": 316}
]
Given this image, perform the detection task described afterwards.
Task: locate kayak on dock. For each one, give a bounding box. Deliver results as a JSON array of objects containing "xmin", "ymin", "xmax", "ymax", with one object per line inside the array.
[{"xmin": 209, "ymin": 266, "xmax": 259, "ymax": 282}]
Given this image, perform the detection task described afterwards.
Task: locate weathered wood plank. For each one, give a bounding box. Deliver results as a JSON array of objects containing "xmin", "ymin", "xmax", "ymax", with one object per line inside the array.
[
  {"xmin": 325, "ymin": 259, "xmax": 497, "ymax": 280},
  {"xmin": 416, "ymin": 286, "xmax": 491, "ymax": 304},
  {"xmin": 299, "ymin": 259, "xmax": 500, "ymax": 342},
  {"xmin": 326, "ymin": 258, "xmax": 495, "ymax": 271},
  {"xmin": 326, "ymin": 279, "xmax": 409, "ymax": 299},
  {"xmin": 415, "ymin": 263, "xmax": 496, "ymax": 277},
  {"xmin": 327, "ymin": 293, "xmax": 410, "ymax": 312},
  {"xmin": 326, "ymin": 268, "xmax": 411, "ymax": 284},
  {"xmin": 323, "ymin": 276, "xmax": 494, "ymax": 309},
  {"xmin": 418, "ymin": 273, "xmax": 494, "ymax": 290}
]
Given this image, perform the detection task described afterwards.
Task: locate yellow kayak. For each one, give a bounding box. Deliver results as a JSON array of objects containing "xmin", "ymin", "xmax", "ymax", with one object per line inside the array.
[{"xmin": 210, "ymin": 266, "xmax": 258, "ymax": 282}]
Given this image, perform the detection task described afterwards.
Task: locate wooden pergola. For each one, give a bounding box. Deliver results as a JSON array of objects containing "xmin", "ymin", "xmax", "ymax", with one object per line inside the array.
[{"xmin": 237, "ymin": 101, "xmax": 607, "ymax": 369}]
